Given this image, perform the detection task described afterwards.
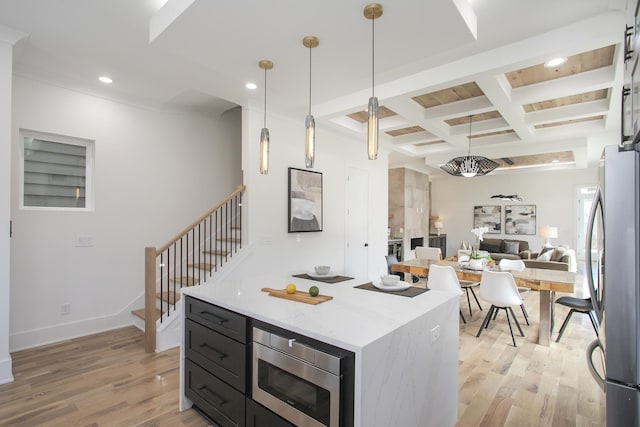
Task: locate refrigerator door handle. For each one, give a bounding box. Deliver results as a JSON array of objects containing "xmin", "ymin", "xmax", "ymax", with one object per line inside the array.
[
  {"xmin": 585, "ymin": 186, "xmax": 604, "ymax": 323},
  {"xmin": 586, "ymin": 338, "xmax": 606, "ymax": 392}
]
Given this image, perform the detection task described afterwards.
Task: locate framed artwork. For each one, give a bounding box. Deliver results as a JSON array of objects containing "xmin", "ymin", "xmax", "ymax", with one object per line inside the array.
[
  {"xmin": 473, "ymin": 205, "xmax": 501, "ymax": 234},
  {"xmin": 288, "ymin": 167, "xmax": 323, "ymax": 233},
  {"xmin": 505, "ymin": 205, "xmax": 536, "ymax": 235}
]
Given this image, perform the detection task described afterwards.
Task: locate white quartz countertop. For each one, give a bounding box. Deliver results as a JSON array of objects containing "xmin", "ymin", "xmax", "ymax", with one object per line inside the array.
[{"xmin": 182, "ymin": 272, "xmax": 455, "ymax": 352}]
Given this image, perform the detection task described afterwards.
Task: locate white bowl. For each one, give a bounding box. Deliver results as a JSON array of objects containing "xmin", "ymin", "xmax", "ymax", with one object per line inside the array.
[
  {"xmin": 380, "ymin": 274, "xmax": 400, "ymax": 286},
  {"xmin": 314, "ymin": 265, "xmax": 331, "ymax": 275}
]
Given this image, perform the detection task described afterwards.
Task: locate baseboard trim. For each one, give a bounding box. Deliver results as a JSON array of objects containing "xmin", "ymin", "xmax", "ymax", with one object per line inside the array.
[
  {"xmin": 0, "ymin": 357, "xmax": 14, "ymax": 384},
  {"xmin": 9, "ymin": 292, "xmax": 144, "ymax": 352}
]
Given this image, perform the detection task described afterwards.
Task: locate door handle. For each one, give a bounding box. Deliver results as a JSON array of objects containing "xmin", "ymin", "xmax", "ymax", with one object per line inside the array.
[{"xmin": 364, "ymin": 243, "xmax": 368, "ymax": 247}]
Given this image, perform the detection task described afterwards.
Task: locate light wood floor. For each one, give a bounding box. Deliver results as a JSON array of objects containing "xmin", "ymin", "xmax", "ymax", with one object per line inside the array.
[{"xmin": 0, "ymin": 283, "xmax": 604, "ymax": 426}]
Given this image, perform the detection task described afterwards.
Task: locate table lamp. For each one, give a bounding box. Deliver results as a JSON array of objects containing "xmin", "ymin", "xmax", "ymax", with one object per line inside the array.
[
  {"xmin": 538, "ymin": 225, "xmax": 558, "ymax": 248},
  {"xmin": 434, "ymin": 221, "xmax": 443, "ymax": 236}
]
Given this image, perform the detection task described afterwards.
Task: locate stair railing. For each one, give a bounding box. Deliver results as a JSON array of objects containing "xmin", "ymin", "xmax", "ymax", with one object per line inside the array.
[{"xmin": 144, "ymin": 184, "xmax": 245, "ymax": 352}]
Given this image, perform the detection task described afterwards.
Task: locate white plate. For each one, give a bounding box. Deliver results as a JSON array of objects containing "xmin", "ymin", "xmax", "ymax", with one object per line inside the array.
[
  {"xmin": 308, "ymin": 272, "xmax": 338, "ymax": 279},
  {"xmin": 372, "ymin": 280, "xmax": 411, "ymax": 291}
]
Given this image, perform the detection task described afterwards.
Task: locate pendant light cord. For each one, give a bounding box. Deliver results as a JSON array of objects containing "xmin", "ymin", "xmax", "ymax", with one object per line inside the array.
[
  {"xmin": 467, "ymin": 115, "xmax": 472, "ymax": 156},
  {"xmin": 263, "ymin": 67, "xmax": 267, "ymax": 127},
  {"xmin": 371, "ymin": 10, "xmax": 375, "ymax": 97},
  {"xmin": 308, "ymin": 44, "xmax": 312, "ymax": 116}
]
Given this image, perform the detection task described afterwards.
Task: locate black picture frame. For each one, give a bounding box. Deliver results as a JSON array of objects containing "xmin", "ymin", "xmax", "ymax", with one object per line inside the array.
[
  {"xmin": 288, "ymin": 167, "xmax": 323, "ymax": 233},
  {"xmin": 473, "ymin": 205, "xmax": 501, "ymax": 234},
  {"xmin": 504, "ymin": 205, "xmax": 537, "ymax": 235}
]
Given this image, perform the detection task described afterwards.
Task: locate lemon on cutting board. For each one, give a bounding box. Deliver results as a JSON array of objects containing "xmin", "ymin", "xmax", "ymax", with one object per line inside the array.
[{"xmin": 286, "ymin": 283, "xmax": 297, "ymax": 294}]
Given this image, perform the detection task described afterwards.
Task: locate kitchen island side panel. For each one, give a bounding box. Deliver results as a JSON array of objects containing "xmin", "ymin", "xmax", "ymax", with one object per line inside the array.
[{"xmin": 358, "ymin": 293, "xmax": 458, "ymax": 427}]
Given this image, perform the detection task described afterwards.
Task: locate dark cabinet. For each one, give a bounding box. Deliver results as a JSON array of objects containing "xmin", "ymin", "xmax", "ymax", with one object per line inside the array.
[
  {"xmin": 185, "ymin": 296, "xmax": 250, "ymax": 427},
  {"xmin": 245, "ymin": 398, "xmax": 295, "ymax": 427},
  {"xmin": 388, "ymin": 239, "xmax": 403, "ymax": 261},
  {"xmin": 428, "ymin": 234, "xmax": 446, "ymax": 257}
]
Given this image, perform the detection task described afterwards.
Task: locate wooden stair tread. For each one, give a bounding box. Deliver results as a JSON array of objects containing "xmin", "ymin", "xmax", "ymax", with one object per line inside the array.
[
  {"xmin": 132, "ymin": 307, "xmax": 162, "ymax": 322},
  {"xmin": 169, "ymin": 276, "xmax": 199, "ymax": 286},
  {"xmin": 188, "ymin": 263, "xmax": 215, "ymax": 271},
  {"xmin": 202, "ymin": 249, "xmax": 229, "ymax": 256},
  {"xmin": 156, "ymin": 291, "xmax": 181, "ymax": 304}
]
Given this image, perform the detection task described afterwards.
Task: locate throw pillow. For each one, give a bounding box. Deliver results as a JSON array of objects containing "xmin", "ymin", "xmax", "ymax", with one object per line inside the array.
[
  {"xmin": 551, "ymin": 246, "xmax": 567, "ymax": 262},
  {"xmin": 479, "ymin": 242, "xmax": 502, "ymax": 253},
  {"xmin": 504, "ymin": 241, "xmax": 520, "ymax": 255},
  {"xmin": 537, "ymin": 250, "xmax": 553, "ymax": 261}
]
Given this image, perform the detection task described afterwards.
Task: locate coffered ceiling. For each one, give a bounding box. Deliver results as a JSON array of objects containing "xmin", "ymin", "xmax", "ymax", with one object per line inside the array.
[{"xmin": 0, "ymin": 0, "xmax": 629, "ymax": 177}]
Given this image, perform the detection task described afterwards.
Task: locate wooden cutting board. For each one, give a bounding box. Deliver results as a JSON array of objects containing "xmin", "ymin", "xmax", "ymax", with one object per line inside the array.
[{"xmin": 261, "ymin": 288, "xmax": 333, "ymax": 305}]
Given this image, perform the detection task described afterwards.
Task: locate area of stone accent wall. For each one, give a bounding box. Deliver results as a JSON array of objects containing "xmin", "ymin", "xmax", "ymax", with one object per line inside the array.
[{"xmin": 388, "ymin": 168, "xmax": 430, "ymax": 259}]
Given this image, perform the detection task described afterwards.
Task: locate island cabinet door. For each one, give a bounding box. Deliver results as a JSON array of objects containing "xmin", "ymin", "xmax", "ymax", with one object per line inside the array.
[
  {"xmin": 185, "ymin": 359, "xmax": 245, "ymax": 427},
  {"xmin": 245, "ymin": 398, "xmax": 295, "ymax": 427}
]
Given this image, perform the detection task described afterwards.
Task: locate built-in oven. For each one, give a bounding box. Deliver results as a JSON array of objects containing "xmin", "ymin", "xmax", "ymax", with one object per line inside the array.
[{"xmin": 251, "ymin": 323, "xmax": 354, "ymax": 427}]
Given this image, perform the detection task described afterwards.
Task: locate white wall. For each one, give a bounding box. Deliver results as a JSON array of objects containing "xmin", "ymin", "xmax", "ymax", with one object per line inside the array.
[
  {"xmin": 239, "ymin": 104, "xmax": 389, "ymax": 281},
  {"xmin": 9, "ymin": 76, "xmax": 242, "ymax": 350},
  {"xmin": 431, "ymin": 168, "xmax": 598, "ymax": 258}
]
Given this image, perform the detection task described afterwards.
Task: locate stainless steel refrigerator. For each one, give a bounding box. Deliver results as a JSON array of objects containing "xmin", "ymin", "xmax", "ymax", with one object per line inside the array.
[{"xmin": 586, "ymin": 143, "xmax": 640, "ymax": 426}]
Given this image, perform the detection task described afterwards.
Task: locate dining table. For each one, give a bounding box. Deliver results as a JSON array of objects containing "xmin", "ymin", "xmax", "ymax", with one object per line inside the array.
[{"xmin": 391, "ymin": 259, "xmax": 575, "ymax": 346}]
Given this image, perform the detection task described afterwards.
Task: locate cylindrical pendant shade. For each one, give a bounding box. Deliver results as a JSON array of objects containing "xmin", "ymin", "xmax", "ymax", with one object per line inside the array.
[
  {"xmin": 259, "ymin": 127, "xmax": 270, "ymax": 175},
  {"xmin": 305, "ymin": 114, "xmax": 315, "ymax": 168},
  {"xmin": 367, "ymin": 96, "xmax": 379, "ymax": 160}
]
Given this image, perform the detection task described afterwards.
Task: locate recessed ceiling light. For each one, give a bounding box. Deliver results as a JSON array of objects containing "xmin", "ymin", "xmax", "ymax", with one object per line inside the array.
[
  {"xmin": 245, "ymin": 82, "xmax": 257, "ymax": 90},
  {"xmin": 551, "ymin": 159, "xmax": 559, "ymax": 163},
  {"xmin": 544, "ymin": 57, "xmax": 567, "ymax": 68},
  {"xmin": 98, "ymin": 76, "xmax": 113, "ymax": 84}
]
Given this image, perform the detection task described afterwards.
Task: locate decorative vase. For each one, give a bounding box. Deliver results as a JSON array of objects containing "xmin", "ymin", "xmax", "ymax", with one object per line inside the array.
[{"xmin": 469, "ymin": 258, "xmax": 485, "ymax": 270}]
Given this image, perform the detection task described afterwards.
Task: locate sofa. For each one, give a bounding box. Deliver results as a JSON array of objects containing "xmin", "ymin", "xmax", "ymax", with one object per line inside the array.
[
  {"xmin": 477, "ymin": 238, "xmax": 531, "ymax": 261},
  {"xmin": 524, "ymin": 244, "xmax": 577, "ymax": 272}
]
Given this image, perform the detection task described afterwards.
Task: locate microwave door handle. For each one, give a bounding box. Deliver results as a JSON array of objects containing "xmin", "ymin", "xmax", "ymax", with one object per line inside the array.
[
  {"xmin": 586, "ymin": 339, "xmax": 606, "ymax": 392},
  {"xmin": 585, "ymin": 187, "xmax": 603, "ymax": 323}
]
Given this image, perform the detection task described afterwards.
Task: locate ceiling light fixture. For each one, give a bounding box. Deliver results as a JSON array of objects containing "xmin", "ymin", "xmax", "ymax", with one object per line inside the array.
[
  {"xmin": 98, "ymin": 76, "xmax": 113, "ymax": 84},
  {"xmin": 303, "ymin": 36, "xmax": 319, "ymax": 168},
  {"xmin": 544, "ymin": 57, "xmax": 567, "ymax": 68},
  {"xmin": 440, "ymin": 115, "xmax": 499, "ymax": 177},
  {"xmin": 364, "ymin": 3, "xmax": 383, "ymax": 160},
  {"xmin": 258, "ymin": 60, "xmax": 273, "ymax": 175},
  {"xmin": 245, "ymin": 82, "xmax": 257, "ymax": 90}
]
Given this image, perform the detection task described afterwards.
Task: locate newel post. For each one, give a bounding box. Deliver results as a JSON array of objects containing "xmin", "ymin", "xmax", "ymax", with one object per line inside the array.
[{"xmin": 144, "ymin": 246, "xmax": 157, "ymax": 353}]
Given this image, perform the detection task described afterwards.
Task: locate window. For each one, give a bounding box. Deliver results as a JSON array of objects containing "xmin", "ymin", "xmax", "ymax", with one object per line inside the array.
[{"xmin": 20, "ymin": 129, "xmax": 94, "ymax": 210}]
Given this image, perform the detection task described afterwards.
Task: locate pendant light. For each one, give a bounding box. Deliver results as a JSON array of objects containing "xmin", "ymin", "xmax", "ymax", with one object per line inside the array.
[
  {"xmin": 303, "ymin": 36, "xmax": 319, "ymax": 168},
  {"xmin": 364, "ymin": 3, "xmax": 383, "ymax": 160},
  {"xmin": 440, "ymin": 115, "xmax": 499, "ymax": 177},
  {"xmin": 258, "ymin": 60, "xmax": 273, "ymax": 175}
]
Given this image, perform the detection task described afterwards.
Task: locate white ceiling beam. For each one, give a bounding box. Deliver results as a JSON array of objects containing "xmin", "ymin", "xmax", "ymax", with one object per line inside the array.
[
  {"xmin": 525, "ymin": 99, "xmax": 610, "ymax": 125},
  {"xmin": 149, "ymin": 0, "xmax": 196, "ymax": 43}
]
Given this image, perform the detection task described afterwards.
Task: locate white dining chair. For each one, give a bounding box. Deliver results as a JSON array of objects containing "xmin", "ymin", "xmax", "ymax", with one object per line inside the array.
[
  {"xmin": 426, "ymin": 264, "xmax": 466, "ymax": 323},
  {"xmin": 415, "ymin": 246, "xmax": 442, "ymax": 260},
  {"xmin": 413, "ymin": 246, "xmax": 442, "ymax": 283},
  {"xmin": 498, "ymin": 258, "xmax": 530, "ymax": 326},
  {"xmin": 476, "ymin": 270, "xmax": 525, "ymax": 347}
]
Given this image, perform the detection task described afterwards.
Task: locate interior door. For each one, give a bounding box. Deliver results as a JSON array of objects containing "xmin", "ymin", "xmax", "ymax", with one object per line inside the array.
[{"xmin": 345, "ymin": 167, "xmax": 369, "ymax": 279}]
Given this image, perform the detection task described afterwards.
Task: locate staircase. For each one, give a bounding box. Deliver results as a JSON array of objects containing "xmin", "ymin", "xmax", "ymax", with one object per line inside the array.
[{"xmin": 133, "ymin": 184, "xmax": 245, "ymax": 352}]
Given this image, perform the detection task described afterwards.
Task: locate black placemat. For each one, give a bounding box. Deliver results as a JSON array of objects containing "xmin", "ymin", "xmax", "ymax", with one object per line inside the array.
[
  {"xmin": 292, "ymin": 273, "xmax": 354, "ymax": 283},
  {"xmin": 354, "ymin": 282, "xmax": 429, "ymax": 298}
]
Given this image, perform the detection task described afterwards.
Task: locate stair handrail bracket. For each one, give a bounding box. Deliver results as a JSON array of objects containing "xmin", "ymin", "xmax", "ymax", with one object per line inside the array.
[{"xmin": 143, "ymin": 184, "xmax": 245, "ymax": 352}]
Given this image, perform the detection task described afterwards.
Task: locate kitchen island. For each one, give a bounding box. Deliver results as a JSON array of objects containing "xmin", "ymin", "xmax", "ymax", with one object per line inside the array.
[{"xmin": 179, "ymin": 273, "xmax": 459, "ymax": 427}]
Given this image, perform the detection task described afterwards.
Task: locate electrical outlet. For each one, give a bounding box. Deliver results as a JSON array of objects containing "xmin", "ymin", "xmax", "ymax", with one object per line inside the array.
[
  {"xmin": 430, "ymin": 325, "xmax": 440, "ymax": 344},
  {"xmin": 61, "ymin": 303, "xmax": 71, "ymax": 315}
]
